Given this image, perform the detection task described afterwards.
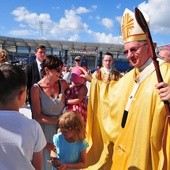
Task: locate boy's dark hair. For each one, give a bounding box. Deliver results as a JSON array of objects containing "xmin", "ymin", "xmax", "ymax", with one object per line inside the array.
[{"xmin": 0, "ymin": 64, "xmax": 27, "ymax": 104}]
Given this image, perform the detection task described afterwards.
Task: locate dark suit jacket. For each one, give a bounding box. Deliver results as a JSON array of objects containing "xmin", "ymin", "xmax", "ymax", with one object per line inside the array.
[{"xmin": 25, "ymin": 61, "xmax": 41, "ymax": 104}]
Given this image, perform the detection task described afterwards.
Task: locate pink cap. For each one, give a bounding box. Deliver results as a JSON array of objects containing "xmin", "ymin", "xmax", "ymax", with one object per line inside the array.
[{"xmin": 71, "ymin": 66, "xmax": 85, "ymax": 85}]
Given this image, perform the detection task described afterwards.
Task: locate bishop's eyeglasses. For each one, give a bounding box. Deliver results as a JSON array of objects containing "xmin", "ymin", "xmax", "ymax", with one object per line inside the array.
[{"xmin": 123, "ymin": 43, "xmax": 147, "ymax": 56}]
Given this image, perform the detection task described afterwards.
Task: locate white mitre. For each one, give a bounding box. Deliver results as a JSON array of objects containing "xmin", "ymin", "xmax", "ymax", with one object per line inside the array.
[{"xmin": 121, "ymin": 8, "xmax": 150, "ymax": 44}]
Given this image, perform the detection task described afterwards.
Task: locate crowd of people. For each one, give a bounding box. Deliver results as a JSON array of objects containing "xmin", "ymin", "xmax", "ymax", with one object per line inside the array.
[{"xmin": 0, "ymin": 7, "xmax": 170, "ymax": 170}]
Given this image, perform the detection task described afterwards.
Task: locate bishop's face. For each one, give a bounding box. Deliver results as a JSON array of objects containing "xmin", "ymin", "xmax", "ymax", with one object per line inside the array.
[{"xmin": 124, "ymin": 41, "xmax": 149, "ymax": 68}]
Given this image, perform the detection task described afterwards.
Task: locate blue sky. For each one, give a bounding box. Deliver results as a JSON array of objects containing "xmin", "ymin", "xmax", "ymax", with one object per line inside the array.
[{"xmin": 0, "ymin": 0, "xmax": 169, "ymax": 46}]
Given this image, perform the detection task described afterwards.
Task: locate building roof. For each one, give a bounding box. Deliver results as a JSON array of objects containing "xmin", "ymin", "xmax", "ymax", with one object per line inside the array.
[{"xmin": 0, "ymin": 35, "xmax": 124, "ymax": 54}]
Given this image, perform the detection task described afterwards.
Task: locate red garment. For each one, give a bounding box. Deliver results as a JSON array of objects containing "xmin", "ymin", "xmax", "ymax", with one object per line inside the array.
[{"xmin": 65, "ymin": 85, "xmax": 87, "ymax": 122}]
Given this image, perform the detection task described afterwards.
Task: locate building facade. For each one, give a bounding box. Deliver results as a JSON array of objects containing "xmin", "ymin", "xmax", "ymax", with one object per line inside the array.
[{"xmin": 0, "ymin": 35, "xmax": 132, "ymax": 72}]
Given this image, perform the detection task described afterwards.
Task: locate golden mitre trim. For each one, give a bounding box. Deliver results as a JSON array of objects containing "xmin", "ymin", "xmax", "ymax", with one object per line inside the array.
[{"xmin": 121, "ymin": 8, "xmax": 149, "ymax": 43}]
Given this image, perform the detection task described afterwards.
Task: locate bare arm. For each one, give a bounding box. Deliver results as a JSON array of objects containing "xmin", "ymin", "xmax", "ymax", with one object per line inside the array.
[
  {"xmin": 48, "ymin": 149, "xmax": 61, "ymax": 168},
  {"xmin": 60, "ymin": 79, "xmax": 69, "ymax": 92},
  {"xmin": 31, "ymin": 150, "xmax": 43, "ymax": 170},
  {"xmin": 79, "ymin": 67, "xmax": 92, "ymax": 82},
  {"xmin": 67, "ymin": 85, "xmax": 88, "ymax": 105}
]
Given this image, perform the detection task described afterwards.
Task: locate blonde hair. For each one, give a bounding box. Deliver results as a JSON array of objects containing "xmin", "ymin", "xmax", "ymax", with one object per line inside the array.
[
  {"xmin": 59, "ymin": 111, "xmax": 86, "ymax": 141},
  {"xmin": 0, "ymin": 49, "xmax": 9, "ymax": 64}
]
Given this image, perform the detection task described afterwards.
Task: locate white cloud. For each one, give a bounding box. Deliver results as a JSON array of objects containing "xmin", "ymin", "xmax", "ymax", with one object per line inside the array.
[
  {"xmin": 49, "ymin": 8, "xmax": 89, "ymax": 39},
  {"xmin": 115, "ymin": 16, "xmax": 121, "ymax": 24},
  {"xmin": 116, "ymin": 3, "xmax": 121, "ymax": 9},
  {"xmin": 68, "ymin": 34, "xmax": 79, "ymax": 41},
  {"xmin": 101, "ymin": 18, "xmax": 113, "ymax": 29},
  {"xmin": 87, "ymin": 29, "xmax": 123, "ymax": 44},
  {"xmin": 88, "ymin": 15, "xmax": 93, "ymax": 20},
  {"xmin": 91, "ymin": 5, "xmax": 98, "ymax": 10},
  {"xmin": 10, "ymin": 6, "xmax": 120, "ymax": 43},
  {"xmin": 11, "ymin": 7, "xmax": 53, "ymax": 31},
  {"xmin": 96, "ymin": 15, "xmax": 100, "ymax": 20},
  {"xmin": 11, "ymin": 7, "xmax": 88, "ymax": 39},
  {"xmin": 94, "ymin": 32, "xmax": 123, "ymax": 44},
  {"xmin": 51, "ymin": 6, "xmax": 60, "ymax": 10},
  {"xmin": 19, "ymin": 23, "xmax": 26, "ymax": 28},
  {"xmin": 138, "ymin": 0, "xmax": 170, "ymax": 34},
  {"xmin": 6, "ymin": 1, "xmax": 170, "ymax": 45},
  {"xmin": 76, "ymin": 7, "xmax": 89, "ymax": 14},
  {"xmin": 9, "ymin": 29, "xmax": 30, "ymax": 36}
]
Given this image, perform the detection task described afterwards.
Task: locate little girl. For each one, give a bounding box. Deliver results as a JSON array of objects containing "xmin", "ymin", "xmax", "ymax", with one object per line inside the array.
[
  {"xmin": 65, "ymin": 66, "xmax": 88, "ymax": 122},
  {"xmin": 49, "ymin": 111, "xmax": 89, "ymax": 170}
]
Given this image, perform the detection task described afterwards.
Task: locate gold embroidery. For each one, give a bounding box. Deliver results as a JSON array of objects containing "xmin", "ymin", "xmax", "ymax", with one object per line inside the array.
[
  {"xmin": 121, "ymin": 8, "xmax": 149, "ymax": 43},
  {"xmin": 122, "ymin": 13, "xmax": 134, "ymax": 42}
]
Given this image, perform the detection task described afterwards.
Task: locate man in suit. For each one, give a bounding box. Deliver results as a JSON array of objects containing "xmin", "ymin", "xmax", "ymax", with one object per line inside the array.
[{"xmin": 26, "ymin": 45, "xmax": 46, "ymax": 104}]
